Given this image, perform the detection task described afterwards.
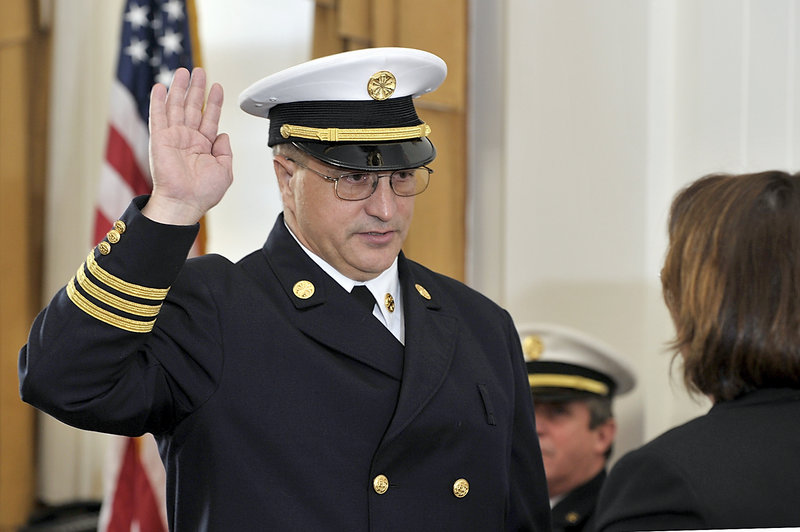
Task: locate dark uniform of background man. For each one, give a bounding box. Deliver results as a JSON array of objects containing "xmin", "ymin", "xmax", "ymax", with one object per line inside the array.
[
  {"xmin": 518, "ymin": 323, "xmax": 636, "ymax": 532},
  {"xmin": 19, "ymin": 48, "xmax": 551, "ymax": 530}
]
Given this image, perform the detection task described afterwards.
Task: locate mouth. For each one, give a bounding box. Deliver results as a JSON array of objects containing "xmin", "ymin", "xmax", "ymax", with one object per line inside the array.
[{"xmin": 357, "ymin": 229, "xmax": 396, "ymax": 245}]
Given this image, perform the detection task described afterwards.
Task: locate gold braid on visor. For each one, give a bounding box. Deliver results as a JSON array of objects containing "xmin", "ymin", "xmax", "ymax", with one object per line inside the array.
[
  {"xmin": 528, "ymin": 374, "xmax": 610, "ymax": 396},
  {"xmin": 280, "ymin": 123, "xmax": 431, "ymax": 142}
]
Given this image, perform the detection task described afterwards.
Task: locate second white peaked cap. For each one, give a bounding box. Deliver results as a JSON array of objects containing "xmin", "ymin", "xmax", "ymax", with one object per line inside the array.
[
  {"xmin": 238, "ymin": 47, "xmax": 447, "ymax": 117},
  {"xmin": 518, "ymin": 322, "xmax": 636, "ymax": 399}
]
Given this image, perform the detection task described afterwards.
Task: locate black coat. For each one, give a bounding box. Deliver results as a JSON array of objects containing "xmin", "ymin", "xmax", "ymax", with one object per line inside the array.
[
  {"xmin": 595, "ymin": 387, "xmax": 800, "ymax": 531},
  {"xmin": 20, "ymin": 198, "xmax": 551, "ymax": 531},
  {"xmin": 551, "ymin": 471, "xmax": 604, "ymax": 532}
]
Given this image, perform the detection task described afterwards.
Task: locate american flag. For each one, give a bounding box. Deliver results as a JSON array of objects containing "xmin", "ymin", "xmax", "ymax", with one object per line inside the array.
[
  {"xmin": 95, "ymin": 1, "xmax": 201, "ymax": 531},
  {"xmin": 93, "ymin": 0, "xmax": 198, "ymax": 244}
]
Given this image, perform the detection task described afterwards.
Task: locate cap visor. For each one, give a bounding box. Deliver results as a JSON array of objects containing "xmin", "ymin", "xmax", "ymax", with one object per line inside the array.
[{"xmin": 294, "ymin": 138, "xmax": 435, "ymax": 171}]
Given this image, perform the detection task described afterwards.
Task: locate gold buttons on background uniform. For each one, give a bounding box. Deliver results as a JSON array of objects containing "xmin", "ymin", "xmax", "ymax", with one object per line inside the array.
[
  {"xmin": 373, "ymin": 474, "xmax": 389, "ymax": 495},
  {"xmin": 452, "ymin": 478, "xmax": 469, "ymax": 498},
  {"xmin": 106, "ymin": 229, "xmax": 121, "ymax": 244},
  {"xmin": 98, "ymin": 242, "xmax": 111, "ymax": 255}
]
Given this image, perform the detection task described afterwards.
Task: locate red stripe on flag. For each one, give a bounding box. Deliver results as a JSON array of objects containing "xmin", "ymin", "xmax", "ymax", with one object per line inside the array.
[
  {"xmin": 106, "ymin": 125, "xmax": 152, "ymax": 196},
  {"xmin": 94, "ymin": 210, "xmax": 113, "ymax": 246},
  {"xmin": 106, "ymin": 438, "xmax": 167, "ymax": 532}
]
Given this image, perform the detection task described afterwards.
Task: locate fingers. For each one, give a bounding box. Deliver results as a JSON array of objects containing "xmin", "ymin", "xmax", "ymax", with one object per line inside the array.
[
  {"xmin": 199, "ymin": 82, "xmax": 224, "ymax": 142},
  {"xmin": 165, "ymin": 67, "xmax": 191, "ymax": 125},
  {"xmin": 149, "ymin": 83, "xmax": 168, "ymax": 133},
  {"xmin": 211, "ymin": 132, "xmax": 232, "ymax": 160},
  {"xmin": 151, "ymin": 67, "xmax": 221, "ymax": 139},
  {"xmin": 184, "ymin": 68, "xmax": 207, "ymax": 130}
]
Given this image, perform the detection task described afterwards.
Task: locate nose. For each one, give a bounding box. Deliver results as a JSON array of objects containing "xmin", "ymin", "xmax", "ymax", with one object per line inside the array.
[{"xmin": 363, "ymin": 175, "xmax": 397, "ymax": 221}]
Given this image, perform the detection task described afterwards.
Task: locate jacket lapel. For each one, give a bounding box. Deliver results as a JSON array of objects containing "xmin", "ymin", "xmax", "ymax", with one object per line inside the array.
[{"xmin": 382, "ymin": 256, "xmax": 459, "ymax": 442}]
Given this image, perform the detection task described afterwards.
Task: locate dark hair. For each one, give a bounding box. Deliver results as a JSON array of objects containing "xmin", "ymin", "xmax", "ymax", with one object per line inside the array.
[{"xmin": 661, "ymin": 170, "xmax": 800, "ymax": 402}]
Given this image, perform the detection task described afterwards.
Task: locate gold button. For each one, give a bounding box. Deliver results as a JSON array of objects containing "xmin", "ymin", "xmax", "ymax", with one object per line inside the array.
[
  {"xmin": 292, "ymin": 280, "xmax": 315, "ymax": 299},
  {"xmin": 384, "ymin": 293, "xmax": 395, "ymax": 313},
  {"xmin": 453, "ymin": 478, "xmax": 469, "ymax": 498},
  {"xmin": 113, "ymin": 220, "xmax": 126, "ymax": 233},
  {"xmin": 566, "ymin": 511, "xmax": 580, "ymax": 523},
  {"xmin": 373, "ymin": 474, "xmax": 389, "ymax": 495},
  {"xmin": 106, "ymin": 229, "xmax": 121, "ymax": 244},
  {"xmin": 97, "ymin": 242, "xmax": 111, "ymax": 255},
  {"xmin": 415, "ymin": 283, "xmax": 431, "ymax": 300}
]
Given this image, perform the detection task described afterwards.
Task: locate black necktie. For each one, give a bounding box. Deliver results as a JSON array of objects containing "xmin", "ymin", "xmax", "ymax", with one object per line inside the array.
[{"xmin": 351, "ymin": 285, "xmax": 376, "ymax": 314}]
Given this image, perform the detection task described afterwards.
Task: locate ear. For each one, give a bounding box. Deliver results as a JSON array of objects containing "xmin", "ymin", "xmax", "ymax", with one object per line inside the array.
[
  {"xmin": 273, "ymin": 156, "xmax": 296, "ymax": 205},
  {"xmin": 593, "ymin": 417, "xmax": 617, "ymax": 456}
]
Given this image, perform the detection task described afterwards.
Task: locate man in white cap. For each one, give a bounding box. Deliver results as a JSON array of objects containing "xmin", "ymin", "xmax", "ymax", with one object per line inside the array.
[
  {"xmin": 518, "ymin": 323, "xmax": 636, "ymax": 532},
  {"xmin": 20, "ymin": 49, "xmax": 551, "ymax": 530}
]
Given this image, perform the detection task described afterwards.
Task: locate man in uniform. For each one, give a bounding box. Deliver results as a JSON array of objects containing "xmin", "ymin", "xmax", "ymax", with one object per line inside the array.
[
  {"xmin": 518, "ymin": 323, "xmax": 636, "ymax": 532},
  {"xmin": 20, "ymin": 48, "xmax": 551, "ymax": 530}
]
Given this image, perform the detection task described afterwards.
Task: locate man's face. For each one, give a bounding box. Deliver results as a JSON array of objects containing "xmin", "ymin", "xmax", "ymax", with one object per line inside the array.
[
  {"xmin": 276, "ymin": 155, "xmax": 415, "ymax": 282},
  {"xmin": 534, "ymin": 399, "xmax": 615, "ymax": 498}
]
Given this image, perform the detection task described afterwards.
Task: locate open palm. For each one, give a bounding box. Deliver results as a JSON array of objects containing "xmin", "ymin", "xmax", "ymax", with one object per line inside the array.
[{"xmin": 145, "ymin": 67, "xmax": 233, "ymax": 225}]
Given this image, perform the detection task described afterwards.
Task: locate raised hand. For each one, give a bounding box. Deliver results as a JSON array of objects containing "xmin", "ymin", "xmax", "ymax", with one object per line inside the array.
[{"xmin": 144, "ymin": 67, "xmax": 233, "ymax": 225}]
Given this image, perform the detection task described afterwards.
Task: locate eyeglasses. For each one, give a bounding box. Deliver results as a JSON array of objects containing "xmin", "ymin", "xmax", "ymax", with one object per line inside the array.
[{"xmin": 286, "ymin": 158, "xmax": 432, "ymax": 201}]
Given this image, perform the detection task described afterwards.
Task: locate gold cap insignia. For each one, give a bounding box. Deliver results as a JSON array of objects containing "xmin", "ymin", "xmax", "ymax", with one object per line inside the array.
[
  {"xmin": 367, "ymin": 70, "xmax": 396, "ymax": 101},
  {"xmin": 415, "ymin": 283, "xmax": 431, "ymax": 300},
  {"xmin": 292, "ymin": 280, "xmax": 315, "ymax": 300},
  {"xmin": 523, "ymin": 334, "xmax": 544, "ymax": 360},
  {"xmin": 384, "ymin": 293, "xmax": 395, "ymax": 313}
]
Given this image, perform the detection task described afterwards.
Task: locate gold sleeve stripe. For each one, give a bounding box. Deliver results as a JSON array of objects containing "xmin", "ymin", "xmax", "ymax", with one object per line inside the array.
[
  {"xmin": 85, "ymin": 251, "xmax": 170, "ymax": 300},
  {"xmin": 75, "ymin": 265, "xmax": 161, "ymax": 318},
  {"xmin": 279, "ymin": 123, "xmax": 431, "ymax": 142},
  {"xmin": 66, "ymin": 278, "xmax": 155, "ymax": 333},
  {"xmin": 528, "ymin": 374, "xmax": 610, "ymax": 396}
]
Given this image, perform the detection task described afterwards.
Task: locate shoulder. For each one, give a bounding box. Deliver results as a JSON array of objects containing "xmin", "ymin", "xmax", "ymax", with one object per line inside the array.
[
  {"xmin": 401, "ymin": 256, "xmax": 506, "ymax": 316},
  {"xmin": 594, "ymin": 418, "xmax": 709, "ymax": 531}
]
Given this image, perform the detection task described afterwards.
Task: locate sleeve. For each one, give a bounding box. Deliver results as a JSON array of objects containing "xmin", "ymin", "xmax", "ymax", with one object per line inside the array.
[
  {"xmin": 503, "ymin": 311, "xmax": 553, "ymax": 532},
  {"xmin": 19, "ymin": 196, "xmax": 223, "ymax": 437},
  {"xmin": 594, "ymin": 446, "xmax": 706, "ymax": 531}
]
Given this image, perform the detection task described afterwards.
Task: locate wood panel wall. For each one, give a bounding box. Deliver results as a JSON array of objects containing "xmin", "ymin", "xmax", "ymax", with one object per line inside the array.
[
  {"xmin": 312, "ymin": 0, "xmax": 467, "ymax": 281},
  {"xmin": 0, "ymin": 0, "xmax": 49, "ymax": 528}
]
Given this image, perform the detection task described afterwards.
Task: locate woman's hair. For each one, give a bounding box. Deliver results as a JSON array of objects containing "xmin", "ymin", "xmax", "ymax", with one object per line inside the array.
[{"xmin": 661, "ymin": 170, "xmax": 800, "ymax": 402}]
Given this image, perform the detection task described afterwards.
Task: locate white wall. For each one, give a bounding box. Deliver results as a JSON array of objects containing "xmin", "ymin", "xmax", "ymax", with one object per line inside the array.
[{"xmin": 468, "ymin": 0, "xmax": 800, "ymax": 462}]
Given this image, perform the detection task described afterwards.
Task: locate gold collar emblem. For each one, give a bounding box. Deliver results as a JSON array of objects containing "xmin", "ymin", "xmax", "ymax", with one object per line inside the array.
[
  {"xmin": 384, "ymin": 293, "xmax": 395, "ymax": 313},
  {"xmin": 292, "ymin": 280, "xmax": 315, "ymax": 299}
]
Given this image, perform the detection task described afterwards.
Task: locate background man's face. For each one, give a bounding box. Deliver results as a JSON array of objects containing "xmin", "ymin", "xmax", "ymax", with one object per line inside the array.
[{"xmin": 534, "ymin": 400, "xmax": 614, "ymax": 498}]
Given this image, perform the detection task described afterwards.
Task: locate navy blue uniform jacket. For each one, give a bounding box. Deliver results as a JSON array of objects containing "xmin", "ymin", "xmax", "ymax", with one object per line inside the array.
[
  {"xmin": 551, "ymin": 470, "xmax": 604, "ymax": 532},
  {"xmin": 595, "ymin": 387, "xmax": 800, "ymax": 530},
  {"xmin": 20, "ymin": 198, "xmax": 551, "ymax": 531}
]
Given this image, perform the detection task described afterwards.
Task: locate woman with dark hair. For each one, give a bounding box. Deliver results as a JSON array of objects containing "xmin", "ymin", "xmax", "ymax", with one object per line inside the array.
[{"xmin": 594, "ymin": 170, "xmax": 800, "ymax": 531}]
